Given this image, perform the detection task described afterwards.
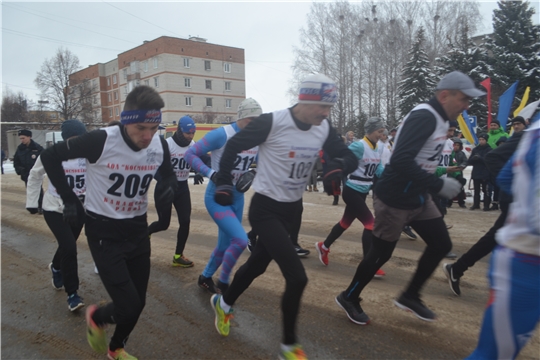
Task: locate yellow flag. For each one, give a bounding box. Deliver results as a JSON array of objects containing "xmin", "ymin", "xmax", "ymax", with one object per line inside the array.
[
  {"xmin": 457, "ymin": 114, "xmax": 475, "ymax": 145},
  {"xmin": 513, "ymin": 87, "xmax": 530, "ymax": 117}
]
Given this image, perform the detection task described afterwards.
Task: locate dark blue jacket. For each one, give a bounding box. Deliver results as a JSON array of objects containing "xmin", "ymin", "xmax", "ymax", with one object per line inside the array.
[
  {"xmin": 468, "ymin": 144, "xmax": 491, "ymax": 180},
  {"xmin": 13, "ymin": 139, "xmax": 43, "ymax": 182}
]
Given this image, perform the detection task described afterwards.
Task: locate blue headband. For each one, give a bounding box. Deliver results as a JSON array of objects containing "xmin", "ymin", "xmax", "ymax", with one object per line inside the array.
[{"xmin": 120, "ymin": 109, "xmax": 162, "ymax": 125}]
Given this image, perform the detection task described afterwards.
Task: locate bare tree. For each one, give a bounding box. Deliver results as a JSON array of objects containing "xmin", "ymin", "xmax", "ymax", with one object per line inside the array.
[{"xmin": 34, "ymin": 47, "xmax": 95, "ymax": 121}]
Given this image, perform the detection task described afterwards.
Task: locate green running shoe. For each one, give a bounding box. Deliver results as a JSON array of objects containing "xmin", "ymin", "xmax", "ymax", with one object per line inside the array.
[{"xmin": 210, "ymin": 294, "xmax": 233, "ymax": 336}]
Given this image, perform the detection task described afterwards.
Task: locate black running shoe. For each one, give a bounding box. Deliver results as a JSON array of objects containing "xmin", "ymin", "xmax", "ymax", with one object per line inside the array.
[
  {"xmin": 247, "ymin": 231, "xmax": 257, "ymax": 253},
  {"xmin": 198, "ymin": 275, "xmax": 218, "ymax": 294},
  {"xmin": 216, "ymin": 280, "xmax": 229, "ymax": 295},
  {"xmin": 295, "ymin": 246, "xmax": 310, "ymax": 257},
  {"xmin": 335, "ymin": 292, "xmax": 370, "ymax": 325},
  {"xmin": 402, "ymin": 226, "xmax": 417, "ymax": 240},
  {"xmin": 394, "ymin": 293, "xmax": 436, "ymax": 321},
  {"xmin": 442, "ymin": 263, "xmax": 461, "ymax": 296},
  {"xmin": 444, "ymin": 252, "xmax": 457, "ymax": 260}
]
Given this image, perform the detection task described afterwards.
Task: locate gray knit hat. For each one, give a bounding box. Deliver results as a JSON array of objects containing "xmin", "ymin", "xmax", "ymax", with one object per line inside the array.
[{"xmin": 364, "ymin": 117, "xmax": 386, "ymax": 134}]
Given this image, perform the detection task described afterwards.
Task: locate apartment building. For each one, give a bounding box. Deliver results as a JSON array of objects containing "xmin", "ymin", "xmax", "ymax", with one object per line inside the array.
[{"xmin": 69, "ymin": 36, "xmax": 245, "ymax": 124}]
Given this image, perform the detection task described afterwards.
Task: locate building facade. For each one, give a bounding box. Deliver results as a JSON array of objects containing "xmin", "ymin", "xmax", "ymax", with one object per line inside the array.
[{"xmin": 69, "ymin": 36, "xmax": 245, "ymax": 125}]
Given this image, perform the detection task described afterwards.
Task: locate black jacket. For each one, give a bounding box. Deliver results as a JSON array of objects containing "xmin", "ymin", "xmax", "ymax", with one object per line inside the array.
[
  {"xmin": 484, "ymin": 131, "xmax": 525, "ymax": 204},
  {"xmin": 13, "ymin": 139, "xmax": 44, "ymax": 182},
  {"xmin": 468, "ymin": 144, "xmax": 491, "ymax": 180},
  {"xmin": 374, "ymin": 97, "xmax": 448, "ymax": 209}
]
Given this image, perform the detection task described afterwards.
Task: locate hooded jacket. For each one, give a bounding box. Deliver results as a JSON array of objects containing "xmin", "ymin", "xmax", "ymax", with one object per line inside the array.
[
  {"xmin": 487, "ymin": 128, "xmax": 509, "ymax": 149},
  {"xmin": 13, "ymin": 139, "xmax": 44, "ymax": 182}
]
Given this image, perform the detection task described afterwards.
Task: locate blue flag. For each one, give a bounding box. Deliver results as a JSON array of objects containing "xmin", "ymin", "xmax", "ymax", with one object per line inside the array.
[{"xmin": 496, "ymin": 81, "xmax": 519, "ymax": 129}]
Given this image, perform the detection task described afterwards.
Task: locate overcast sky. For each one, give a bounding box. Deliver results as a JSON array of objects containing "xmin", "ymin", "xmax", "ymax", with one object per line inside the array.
[{"xmin": 2, "ymin": 1, "xmax": 539, "ymax": 116}]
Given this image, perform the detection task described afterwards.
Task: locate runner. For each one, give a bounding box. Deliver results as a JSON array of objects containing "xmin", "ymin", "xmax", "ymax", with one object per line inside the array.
[
  {"xmin": 316, "ymin": 117, "xmax": 386, "ymax": 278},
  {"xmin": 209, "ymin": 74, "xmax": 357, "ymax": 360},
  {"xmin": 334, "ymin": 71, "xmax": 485, "ymax": 325},
  {"xmin": 148, "ymin": 116, "xmax": 197, "ymax": 268},
  {"xmin": 26, "ymin": 119, "xmax": 87, "ymax": 312},
  {"xmin": 40, "ymin": 85, "xmax": 176, "ymax": 360},
  {"xmin": 185, "ymin": 98, "xmax": 263, "ymax": 294}
]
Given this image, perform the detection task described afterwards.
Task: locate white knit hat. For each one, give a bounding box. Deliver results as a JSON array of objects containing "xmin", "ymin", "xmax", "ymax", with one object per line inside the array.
[
  {"xmin": 298, "ymin": 74, "xmax": 338, "ymax": 105},
  {"xmin": 237, "ymin": 98, "xmax": 263, "ymax": 120}
]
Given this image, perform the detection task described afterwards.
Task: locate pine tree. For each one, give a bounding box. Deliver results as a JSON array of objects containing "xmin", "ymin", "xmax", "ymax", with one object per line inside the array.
[
  {"xmin": 487, "ymin": 1, "xmax": 540, "ymax": 100},
  {"xmin": 397, "ymin": 27, "xmax": 437, "ymax": 118},
  {"xmin": 435, "ymin": 23, "xmax": 491, "ymax": 127}
]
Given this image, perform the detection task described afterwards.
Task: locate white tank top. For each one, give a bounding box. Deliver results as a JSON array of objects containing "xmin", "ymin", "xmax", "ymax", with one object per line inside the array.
[
  {"xmin": 85, "ymin": 126, "xmax": 164, "ymax": 219},
  {"xmin": 252, "ymin": 108, "xmax": 329, "ymax": 202},
  {"xmin": 393, "ymin": 103, "xmax": 449, "ymax": 174},
  {"xmin": 349, "ymin": 138, "xmax": 381, "ymax": 186},
  {"xmin": 167, "ymin": 137, "xmax": 194, "ymax": 181},
  {"xmin": 211, "ymin": 124, "xmax": 258, "ymax": 185},
  {"xmin": 48, "ymin": 158, "xmax": 87, "ymax": 198}
]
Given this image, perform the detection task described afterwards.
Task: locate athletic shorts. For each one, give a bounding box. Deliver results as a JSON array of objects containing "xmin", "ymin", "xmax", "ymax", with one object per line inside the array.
[{"xmin": 372, "ymin": 194, "xmax": 441, "ymax": 241}]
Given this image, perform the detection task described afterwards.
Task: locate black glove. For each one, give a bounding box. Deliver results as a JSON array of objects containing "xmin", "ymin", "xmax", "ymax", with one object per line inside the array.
[
  {"xmin": 323, "ymin": 158, "xmax": 344, "ymax": 196},
  {"xmin": 214, "ymin": 184, "xmax": 234, "ymax": 206},
  {"xmin": 235, "ymin": 170, "xmax": 256, "ymax": 193},
  {"xmin": 193, "ymin": 173, "xmax": 204, "ymax": 185},
  {"xmin": 15, "ymin": 166, "xmax": 23, "ymax": 175},
  {"xmin": 27, "ymin": 207, "xmax": 38, "ymax": 214},
  {"xmin": 155, "ymin": 176, "xmax": 178, "ymax": 208},
  {"xmin": 63, "ymin": 197, "xmax": 85, "ymax": 226},
  {"xmin": 210, "ymin": 172, "xmax": 217, "ymax": 184}
]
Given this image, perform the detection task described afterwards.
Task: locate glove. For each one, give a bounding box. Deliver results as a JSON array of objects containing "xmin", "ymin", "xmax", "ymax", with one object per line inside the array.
[
  {"xmin": 236, "ymin": 170, "xmax": 256, "ymax": 193},
  {"xmin": 193, "ymin": 173, "xmax": 204, "ymax": 185},
  {"xmin": 210, "ymin": 172, "xmax": 217, "ymax": 184},
  {"xmin": 15, "ymin": 166, "xmax": 23, "ymax": 175},
  {"xmin": 323, "ymin": 158, "xmax": 344, "ymax": 196},
  {"xmin": 437, "ymin": 177, "xmax": 462, "ymax": 199},
  {"xmin": 155, "ymin": 176, "xmax": 178, "ymax": 208},
  {"xmin": 63, "ymin": 197, "xmax": 85, "ymax": 226},
  {"xmin": 214, "ymin": 184, "xmax": 234, "ymax": 206},
  {"xmin": 27, "ymin": 207, "xmax": 38, "ymax": 214}
]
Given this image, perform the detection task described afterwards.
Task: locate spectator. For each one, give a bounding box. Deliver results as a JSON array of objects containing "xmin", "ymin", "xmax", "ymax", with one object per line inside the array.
[
  {"xmin": 448, "ymin": 138, "xmax": 468, "ymax": 208},
  {"xmin": 468, "ymin": 133, "xmax": 492, "ymax": 210},
  {"xmin": 487, "ymin": 120, "xmax": 509, "ymax": 149},
  {"xmin": 13, "ymin": 129, "xmax": 44, "ymax": 212}
]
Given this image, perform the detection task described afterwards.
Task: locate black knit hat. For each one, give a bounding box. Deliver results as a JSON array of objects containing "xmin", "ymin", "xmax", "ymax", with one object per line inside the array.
[
  {"xmin": 61, "ymin": 119, "xmax": 87, "ymax": 141},
  {"xmin": 18, "ymin": 129, "xmax": 32, "ymax": 137},
  {"xmin": 478, "ymin": 133, "xmax": 489, "ymax": 141},
  {"xmin": 511, "ymin": 116, "xmax": 526, "ymax": 126}
]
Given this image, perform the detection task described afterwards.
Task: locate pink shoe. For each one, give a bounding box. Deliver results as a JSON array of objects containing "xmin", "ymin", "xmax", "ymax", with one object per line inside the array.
[
  {"xmin": 374, "ymin": 268, "xmax": 386, "ymax": 278},
  {"xmin": 315, "ymin": 242, "xmax": 329, "ymax": 266}
]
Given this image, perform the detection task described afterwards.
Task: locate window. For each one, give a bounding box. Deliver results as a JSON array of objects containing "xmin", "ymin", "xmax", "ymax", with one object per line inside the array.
[
  {"xmin": 123, "ymin": 86, "xmax": 128, "ymax": 95},
  {"xmin": 50, "ymin": 113, "xmax": 57, "ymax": 119},
  {"xmin": 115, "ymin": 107, "xmax": 119, "ymax": 116},
  {"xmin": 113, "ymin": 74, "xmax": 117, "ymax": 84},
  {"xmin": 224, "ymin": 62, "xmax": 231, "ymax": 73},
  {"xmin": 123, "ymin": 69, "xmax": 127, "ymax": 80},
  {"xmin": 144, "ymin": 80, "xmax": 149, "ymax": 86},
  {"xmin": 143, "ymin": 61, "xmax": 148, "ymax": 72},
  {"xmin": 184, "ymin": 78, "xmax": 191, "ymax": 88},
  {"xmin": 206, "ymin": 98, "xmax": 213, "ymax": 107},
  {"xmin": 107, "ymin": 77, "xmax": 110, "ymax": 86},
  {"xmin": 108, "ymin": 93, "xmax": 112, "ymax": 102},
  {"xmin": 154, "ymin": 77, "xmax": 159, "ymax": 87},
  {"xmin": 185, "ymin": 97, "xmax": 192, "ymax": 106},
  {"xmin": 183, "ymin": 58, "xmax": 190, "ymax": 68},
  {"xmin": 92, "ymin": 79, "xmax": 97, "ymax": 88},
  {"xmin": 226, "ymin": 116, "xmax": 232, "ymax": 122},
  {"xmin": 114, "ymin": 91, "xmax": 118, "ymax": 100},
  {"xmin": 225, "ymin": 99, "xmax": 232, "ymax": 108},
  {"xmin": 205, "ymin": 80, "xmax": 212, "ymax": 90},
  {"xmin": 225, "ymin": 81, "xmax": 231, "ymax": 91},
  {"xmin": 130, "ymin": 61, "xmax": 139, "ymax": 73},
  {"xmin": 109, "ymin": 109, "xmax": 113, "ymax": 118},
  {"xmin": 204, "ymin": 60, "xmax": 211, "ymax": 71},
  {"xmin": 153, "ymin": 57, "xmax": 158, "ymax": 69}
]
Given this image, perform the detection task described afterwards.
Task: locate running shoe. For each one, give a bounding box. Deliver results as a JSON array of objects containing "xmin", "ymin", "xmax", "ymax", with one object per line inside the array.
[
  {"xmin": 442, "ymin": 263, "xmax": 461, "ymax": 296},
  {"xmin": 67, "ymin": 293, "xmax": 84, "ymax": 312},
  {"xmin": 335, "ymin": 291, "xmax": 370, "ymax": 325},
  {"xmin": 402, "ymin": 226, "xmax": 417, "ymax": 240},
  {"xmin": 216, "ymin": 280, "xmax": 229, "ymax": 295},
  {"xmin": 172, "ymin": 254, "xmax": 194, "ymax": 268},
  {"xmin": 247, "ymin": 231, "xmax": 257, "ymax": 253},
  {"xmin": 393, "ymin": 293, "xmax": 436, "ymax": 322},
  {"xmin": 315, "ymin": 241, "xmax": 329, "ymax": 266},
  {"xmin": 210, "ymin": 294, "xmax": 233, "ymax": 336},
  {"xmin": 446, "ymin": 224, "xmax": 454, "ymax": 229},
  {"xmin": 374, "ymin": 268, "xmax": 386, "ymax": 278},
  {"xmin": 279, "ymin": 344, "xmax": 307, "ymax": 360},
  {"xmin": 295, "ymin": 246, "xmax": 310, "ymax": 257},
  {"xmin": 198, "ymin": 275, "xmax": 218, "ymax": 294},
  {"xmin": 86, "ymin": 305, "xmax": 107, "ymax": 354},
  {"xmin": 444, "ymin": 252, "xmax": 457, "ymax": 260},
  {"xmin": 107, "ymin": 348, "xmax": 137, "ymax": 360},
  {"xmin": 49, "ymin": 263, "xmax": 63, "ymax": 290}
]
